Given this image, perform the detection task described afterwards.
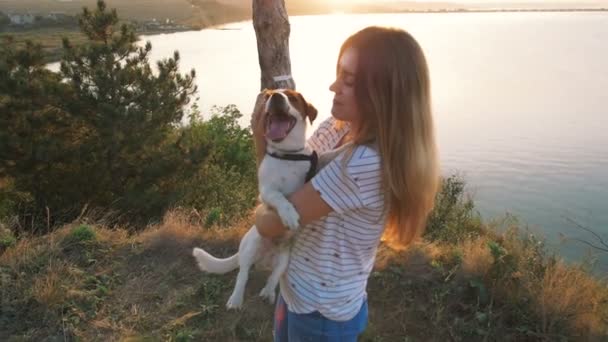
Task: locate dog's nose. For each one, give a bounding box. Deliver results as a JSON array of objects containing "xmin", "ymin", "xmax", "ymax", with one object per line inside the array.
[{"xmin": 268, "ymin": 93, "xmax": 288, "ymax": 113}]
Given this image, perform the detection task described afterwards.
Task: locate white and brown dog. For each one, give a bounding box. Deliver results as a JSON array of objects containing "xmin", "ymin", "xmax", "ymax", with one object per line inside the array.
[{"xmin": 192, "ymin": 89, "xmax": 319, "ymax": 309}]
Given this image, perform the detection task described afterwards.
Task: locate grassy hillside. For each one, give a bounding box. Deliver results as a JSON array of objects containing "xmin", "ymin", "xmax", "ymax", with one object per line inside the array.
[
  {"xmin": 0, "ymin": 0, "xmax": 252, "ymax": 28},
  {"xmin": 0, "ymin": 0, "xmax": 195, "ymax": 22},
  {"xmin": 0, "ymin": 28, "xmax": 87, "ymax": 62},
  {"xmin": 0, "ymin": 0, "xmax": 249, "ymax": 63},
  {"xmin": 2, "ymin": 202, "xmax": 606, "ymax": 340},
  {"xmin": 1, "ymin": 2, "xmax": 607, "ymax": 334}
]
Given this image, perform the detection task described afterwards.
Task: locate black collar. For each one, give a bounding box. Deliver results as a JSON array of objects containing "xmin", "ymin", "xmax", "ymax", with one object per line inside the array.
[{"xmin": 266, "ymin": 150, "xmax": 318, "ymax": 182}]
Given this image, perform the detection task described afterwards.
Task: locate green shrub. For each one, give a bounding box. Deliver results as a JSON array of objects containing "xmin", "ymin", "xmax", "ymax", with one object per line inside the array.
[
  {"xmin": 65, "ymin": 224, "xmax": 96, "ymax": 245},
  {"xmin": 1, "ymin": 1, "xmax": 200, "ymax": 231},
  {"xmin": 178, "ymin": 105, "xmax": 257, "ymax": 226},
  {"xmin": 425, "ymin": 175, "xmax": 484, "ymax": 243},
  {"xmin": 0, "ymin": 226, "xmax": 16, "ymax": 250},
  {"xmin": 204, "ymin": 208, "xmax": 223, "ymax": 227},
  {"xmin": 0, "ymin": 2, "xmax": 259, "ymax": 233}
]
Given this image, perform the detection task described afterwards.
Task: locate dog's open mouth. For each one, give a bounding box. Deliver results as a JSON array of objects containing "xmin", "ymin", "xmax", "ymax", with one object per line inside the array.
[{"xmin": 265, "ymin": 113, "xmax": 296, "ymax": 142}]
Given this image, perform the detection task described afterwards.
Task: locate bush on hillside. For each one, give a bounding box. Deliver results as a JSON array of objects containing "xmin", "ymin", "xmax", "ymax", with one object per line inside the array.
[
  {"xmin": 177, "ymin": 105, "xmax": 257, "ymax": 227},
  {"xmin": 0, "ymin": 1, "xmax": 224, "ymax": 232},
  {"xmin": 425, "ymin": 174, "xmax": 484, "ymax": 243}
]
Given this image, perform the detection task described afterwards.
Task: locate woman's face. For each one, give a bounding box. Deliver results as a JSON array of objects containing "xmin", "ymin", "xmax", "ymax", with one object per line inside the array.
[{"xmin": 329, "ymin": 47, "xmax": 361, "ymax": 126}]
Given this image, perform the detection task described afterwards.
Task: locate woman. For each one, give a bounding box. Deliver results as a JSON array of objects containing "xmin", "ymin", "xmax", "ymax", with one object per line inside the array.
[{"xmin": 252, "ymin": 26, "xmax": 440, "ymax": 341}]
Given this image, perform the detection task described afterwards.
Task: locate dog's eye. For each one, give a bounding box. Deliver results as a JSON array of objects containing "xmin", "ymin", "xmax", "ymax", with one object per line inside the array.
[{"xmin": 287, "ymin": 94, "xmax": 298, "ymax": 102}]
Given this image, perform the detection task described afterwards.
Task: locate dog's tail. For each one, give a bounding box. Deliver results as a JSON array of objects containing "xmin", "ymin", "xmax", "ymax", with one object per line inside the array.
[{"xmin": 192, "ymin": 247, "xmax": 239, "ymax": 274}]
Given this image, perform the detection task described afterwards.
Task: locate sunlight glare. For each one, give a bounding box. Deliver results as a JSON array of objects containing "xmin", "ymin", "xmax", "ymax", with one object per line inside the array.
[{"xmin": 328, "ymin": 0, "xmax": 358, "ymax": 13}]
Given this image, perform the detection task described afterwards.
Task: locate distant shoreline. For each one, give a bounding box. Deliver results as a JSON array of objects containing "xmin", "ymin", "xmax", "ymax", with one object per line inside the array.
[
  {"xmin": 11, "ymin": 7, "xmax": 606, "ymax": 64},
  {"xmin": 393, "ymin": 8, "xmax": 608, "ymax": 13},
  {"xmin": 205, "ymin": 8, "xmax": 608, "ymax": 26},
  {"xmin": 202, "ymin": 8, "xmax": 608, "ymax": 29}
]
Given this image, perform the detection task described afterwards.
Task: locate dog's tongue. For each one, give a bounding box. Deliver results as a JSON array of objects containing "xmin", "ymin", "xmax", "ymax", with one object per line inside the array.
[{"xmin": 265, "ymin": 116, "xmax": 292, "ymax": 141}]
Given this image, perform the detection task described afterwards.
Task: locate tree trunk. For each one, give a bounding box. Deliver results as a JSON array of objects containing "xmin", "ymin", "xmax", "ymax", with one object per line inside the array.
[{"xmin": 252, "ymin": 0, "xmax": 295, "ymax": 90}]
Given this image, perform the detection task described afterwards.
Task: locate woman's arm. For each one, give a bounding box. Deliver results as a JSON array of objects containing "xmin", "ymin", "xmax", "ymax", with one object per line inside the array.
[{"xmin": 255, "ymin": 182, "xmax": 333, "ymax": 238}]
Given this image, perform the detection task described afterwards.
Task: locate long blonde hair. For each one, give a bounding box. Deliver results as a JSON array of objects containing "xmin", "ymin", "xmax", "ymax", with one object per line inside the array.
[{"xmin": 339, "ymin": 27, "xmax": 440, "ymax": 249}]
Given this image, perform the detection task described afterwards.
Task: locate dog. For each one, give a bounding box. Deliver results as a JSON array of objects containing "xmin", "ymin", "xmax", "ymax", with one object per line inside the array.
[{"xmin": 192, "ymin": 88, "xmax": 320, "ymax": 309}]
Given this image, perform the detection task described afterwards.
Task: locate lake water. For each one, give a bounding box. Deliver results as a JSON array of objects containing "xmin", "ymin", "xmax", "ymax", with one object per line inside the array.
[{"xmin": 78, "ymin": 12, "xmax": 608, "ymax": 269}]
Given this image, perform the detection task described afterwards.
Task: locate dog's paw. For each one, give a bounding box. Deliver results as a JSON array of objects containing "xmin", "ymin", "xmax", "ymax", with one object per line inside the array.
[
  {"xmin": 226, "ymin": 293, "xmax": 243, "ymax": 310},
  {"xmin": 259, "ymin": 286, "xmax": 276, "ymax": 304},
  {"xmin": 277, "ymin": 203, "xmax": 300, "ymax": 230}
]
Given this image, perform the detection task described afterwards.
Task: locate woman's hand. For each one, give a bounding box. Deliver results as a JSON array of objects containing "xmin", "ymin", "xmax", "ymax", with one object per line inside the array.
[
  {"xmin": 251, "ymin": 91, "xmax": 269, "ymax": 166},
  {"xmin": 255, "ymin": 204, "xmax": 289, "ymax": 239},
  {"xmin": 254, "ymin": 183, "xmax": 333, "ymax": 239}
]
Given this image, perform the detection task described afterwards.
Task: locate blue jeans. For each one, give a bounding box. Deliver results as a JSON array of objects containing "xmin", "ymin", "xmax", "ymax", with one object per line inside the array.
[{"xmin": 273, "ymin": 295, "xmax": 368, "ymax": 342}]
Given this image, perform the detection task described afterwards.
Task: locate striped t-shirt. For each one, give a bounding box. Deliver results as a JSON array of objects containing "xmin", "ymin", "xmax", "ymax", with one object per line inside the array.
[{"xmin": 279, "ymin": 117, "xmax": 387, "ymax": 321}]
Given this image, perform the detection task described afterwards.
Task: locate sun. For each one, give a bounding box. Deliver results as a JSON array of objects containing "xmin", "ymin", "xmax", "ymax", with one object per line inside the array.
[
  {"xmin": 327, "ymin": 0, "xmax": 357, "ymax": 12},
  {"xmin": 331, "ymin": 0, "xmax": 363, "ymax": 5}
]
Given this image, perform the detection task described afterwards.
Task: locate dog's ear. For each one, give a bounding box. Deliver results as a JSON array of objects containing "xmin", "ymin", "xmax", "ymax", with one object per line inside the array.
[
  {"xmin": 306, "ymin": 102, "xmax": 318, "ymax": 124},
  {"xmin": 251, "ymin": 89, "xmax": 272, "ymax": 130},
  {"xmin": 260, "ymin": 88, "xmax": 273, "ymax": 102},
  {"xmin": 297, "ymin": 93, "xmax": 317, "ymax": 124}
]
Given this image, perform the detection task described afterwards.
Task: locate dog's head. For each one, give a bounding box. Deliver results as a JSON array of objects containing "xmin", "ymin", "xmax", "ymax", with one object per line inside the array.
[{"xmin": 261, "ymin": 89, "xmax": 317, "ymax": 148}]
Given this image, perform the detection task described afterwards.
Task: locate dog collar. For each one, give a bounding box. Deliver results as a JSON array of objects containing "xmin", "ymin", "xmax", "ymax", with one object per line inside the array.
[{"xmin": 266, "ymin": 150, "xmax": 318, "ymax": 183}]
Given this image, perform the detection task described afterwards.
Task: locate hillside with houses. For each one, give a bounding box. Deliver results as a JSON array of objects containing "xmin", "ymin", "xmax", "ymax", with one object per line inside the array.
[{"xmin": 2, "ymin": 0, "xmax": 606, "ymax": 33}]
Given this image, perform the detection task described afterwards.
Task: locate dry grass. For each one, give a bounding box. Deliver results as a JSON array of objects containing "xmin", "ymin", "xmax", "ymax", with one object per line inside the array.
[
  {"xmin": 30, "ymin": 259, "xmax": 70, "ymax": 308},
  {"xmin": 0, "ymin": 230, "xmax": 58, "ymax": 269},
  {"xmin": 451, "ymin": 227, "xmax": 608, "ymax": 340},
  {"xmin": 1, "ymin": 210, "xmax": 607, "ymax": 341},
  {"xmin": 536, "ymin": 261, "xmax": 607, "ymax": 335},
  {"xmin": 460, "ymin": 237, "xmax": 494, "ymax": 277},
  {"xmin": 137, "ymin": 208, "xmax": 251, "ymax": 248},
  {"xmin": 86, "ymin": 210, "xmax": 274, "ymax": 340},
  {"xmin": 363, "ymin": 242, "xmax": 448, "ymax": 341}
]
